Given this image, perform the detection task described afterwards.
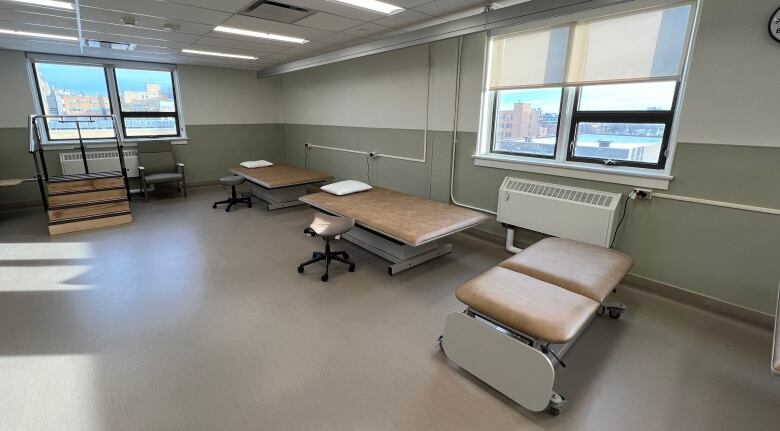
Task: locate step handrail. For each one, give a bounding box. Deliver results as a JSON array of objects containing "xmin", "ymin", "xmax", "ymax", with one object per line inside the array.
[{"xmin": 28, "ymin": 114, "xmax": 132, "ymax": 210}]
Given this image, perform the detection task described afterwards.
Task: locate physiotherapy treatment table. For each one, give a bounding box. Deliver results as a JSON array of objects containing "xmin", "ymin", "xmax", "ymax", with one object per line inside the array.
[
  {"xmin": 299, "ymin": 187, "xmax": 490, "ymax": 275},
  {"xmin": 231, "ymin": 163, "xmax": 333, "ymax": 210}
]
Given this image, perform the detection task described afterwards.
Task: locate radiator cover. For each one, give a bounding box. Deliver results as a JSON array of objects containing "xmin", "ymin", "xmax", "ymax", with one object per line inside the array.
[{"xmin": 497, "ymin": 177, "xmax": 622, "ymax": 247}]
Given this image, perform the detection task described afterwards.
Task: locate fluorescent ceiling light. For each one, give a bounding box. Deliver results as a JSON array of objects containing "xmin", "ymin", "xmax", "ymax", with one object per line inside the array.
[
  {"xmin": 182, "ymin": 49, "xmax": 257, "ymax": 60},
  {"xmin": 12, "ymin": 0, "xmax": 74, "ymax": 10},
  {"xmin": 213, "ymin": 26, "xmax": 308, "ymax": 44},
  {"xmin": 0, "ymin": 28, "xmax": 77, "ymax": 41},
  {"xmin": 325, "ymin": 0, "xmax": 403, "ymax": 15}
]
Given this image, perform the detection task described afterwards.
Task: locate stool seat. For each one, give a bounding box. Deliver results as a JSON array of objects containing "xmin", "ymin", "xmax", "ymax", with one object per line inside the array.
[
  {"xmin": 220, "ymin": 175, "xmax": 245, "ymax": 186},
  {"xmin": 309, "ymin": 213, "xmax": 354, "ymax": 237}
]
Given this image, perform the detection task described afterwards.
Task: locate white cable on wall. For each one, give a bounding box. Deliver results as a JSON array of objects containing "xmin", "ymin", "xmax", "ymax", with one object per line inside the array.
[
  {"xmin": 449, "ymin": 36, "xmax": 498, "ymax": 216},
  {"xmin": 654, "ymin": 193, "xmax": 780, "ymax": 216}
]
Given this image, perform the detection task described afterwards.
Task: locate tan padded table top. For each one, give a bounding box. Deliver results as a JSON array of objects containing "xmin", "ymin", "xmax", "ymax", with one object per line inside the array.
[
  {"xmin": 230, "ymin": 163, "xmax": 332, "ymax": 189},
  {"xmin": 456, "ymin": 266, "xmax": 600, "ymax": 344},
  {"xmin": 299, "ymin": 187, "xmax": 491, "ymax": 246},
  {"xmin": 499, "ymin": 237, "xmax": 634, "ymax": 303}
]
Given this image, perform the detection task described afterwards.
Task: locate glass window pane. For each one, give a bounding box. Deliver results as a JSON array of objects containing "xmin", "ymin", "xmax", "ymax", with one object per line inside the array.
[
  {"xmin": 572, "ymin": 122, "xmax": 665, "ymax": 164},
  {"xmin": 492, "ymin": 88, "xmax": 561, "ymax": 157},
  {"xmin": 579, "ymin": 81, "xmax": 677, "ymax": 111},
  {"xmin": 114, "ymin": 68, "xmax": 176, "ymax": 113},
  {"xmin": 34, "ymin": 63, "xmax": 114, "ymax": 140},
  {"xmin": 123, "ymin": 117, "xmax": 178, "ymax": 137}
]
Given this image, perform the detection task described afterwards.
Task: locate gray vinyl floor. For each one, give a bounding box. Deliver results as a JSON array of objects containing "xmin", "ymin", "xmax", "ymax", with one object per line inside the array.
[{"xmin": 0, "ymin": 186, "xmax": 778, "ymax": 431}]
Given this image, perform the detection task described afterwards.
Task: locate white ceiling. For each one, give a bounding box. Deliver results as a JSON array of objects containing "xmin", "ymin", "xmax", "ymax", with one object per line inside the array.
[{"xmin": 0, "ymin": 0, "xmax": 528, "ymax": 71}]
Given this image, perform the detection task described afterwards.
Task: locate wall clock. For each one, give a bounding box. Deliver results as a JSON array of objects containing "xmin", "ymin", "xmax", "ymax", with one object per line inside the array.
[{"xmin": 770, "ymin": 6, "xmax": 780, "ymax": 42}]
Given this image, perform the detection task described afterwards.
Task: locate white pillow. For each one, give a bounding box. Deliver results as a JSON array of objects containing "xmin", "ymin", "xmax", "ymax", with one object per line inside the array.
[
  {"xmin": 321, "ymin": 180, "xmax": 372, "ymax": 196},
  {"xmin": 240, "ymin": 160, "xmax": 273, "ymax": 168}
]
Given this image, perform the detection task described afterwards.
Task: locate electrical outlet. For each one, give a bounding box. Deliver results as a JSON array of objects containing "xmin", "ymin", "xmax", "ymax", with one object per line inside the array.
[{"xmin": 632, "ymin": 188, "xmax": 653, "ymax": 200}]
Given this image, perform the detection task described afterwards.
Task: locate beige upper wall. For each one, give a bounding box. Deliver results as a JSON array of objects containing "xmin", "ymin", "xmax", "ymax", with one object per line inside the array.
[
  {"xmin": 178, "ymin": 65, "xmax": 280, "ymax": 126},
  {"xmin": 0, "ymin": 49, "xmax": 281, "ymax": 128},
  {"xmin": 280, "ymin": 44, "xmax": 434, "ymax": 130},
  {"xmin": 676, "ymin": 0, "xmax": 780, "ymax": 147},
  {"xmin": 0, "ymin": 50, "xmax": 36, "ymax": 129}
]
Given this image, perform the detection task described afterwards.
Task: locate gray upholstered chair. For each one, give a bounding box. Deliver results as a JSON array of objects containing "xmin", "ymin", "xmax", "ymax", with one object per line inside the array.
[{"xmin": 137, "ymin": 141, "xmax": 186, "ymax": 202}]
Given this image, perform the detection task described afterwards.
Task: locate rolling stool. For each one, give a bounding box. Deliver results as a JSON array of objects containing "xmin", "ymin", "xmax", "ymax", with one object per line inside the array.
[
  {"xmin": 213, "ymin": 175, "xmax": 252, "ymax": 212},
  {"xmin": 298, "ymin": 213, "xmax": 356, "ymax": 282}
]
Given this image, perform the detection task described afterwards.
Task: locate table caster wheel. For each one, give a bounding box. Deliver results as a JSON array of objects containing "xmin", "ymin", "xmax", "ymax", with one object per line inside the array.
[
  {"xmin": 297, "ymin": 266, "xmax": 304, "ymax": 274},
  {"xmin": 348, "ymin": 264, "xmax": 355, "ymax": 272},
  {"xmin": 212, "ymin": 204, "xmax": 217, "ymax": 209},
  {"xmin": 321, "ymin": 274, "xmax": 329, "ymax": 282},
  {"xmin": 609, "ymin": 309, "xmax": 622, "ymax": 319}
]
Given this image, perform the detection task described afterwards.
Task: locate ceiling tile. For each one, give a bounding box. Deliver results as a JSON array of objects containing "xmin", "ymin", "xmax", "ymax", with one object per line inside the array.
[
  {"xmin": 282, "ymin": 0, "xmax": 386, "ymax": 21},
  {"xmin": 219, "ymin": 14, "xmax": 331, "ymax": 41},
  {"xmin": 412, "ymin": 0, "xmax": 485, "ymax": 19},
  {"xmin": 372, "ymin": 9, "xmax": 443, "ymax": 28},
  {"xmin": 80, "ymin": 21, "xmax": 201, "ymax": 44},
  {"xmin": 341, "ymin": 22, "xmax": 390, "ymax": 38},
  {"xmin": 191, "ymin": 36, "xmax": 286, "ymax": 55},
  {"xmin": 295, "ymin": 12, "xmax": 361, "ymax": 32},
  {"xmin": 79, "ymin": 7, "xmax": 215, "ymax": 36},
  {"xmin": 80, "ymin": 0, "xmax": 230, "ymax": 25},
  {"xmin": 391, "ymin": 0, "xmax": 433, "ymax": 8},
  {"xmin": 166, "ymin": 0, "xmax": 255, "ymax": 13},
  {"xmin": 317, "ymin": 31, "xmax": 368, "ymax": 46},
  {"xmin": 0, "ymin": 8, "xmax": 76, "ymax": 30}
]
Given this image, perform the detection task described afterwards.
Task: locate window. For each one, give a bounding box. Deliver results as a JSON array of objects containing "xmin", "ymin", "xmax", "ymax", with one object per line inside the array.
[
  {"xmin": 568, "ymin": 81, "xmax": 678, "ymax": 168},
  {"xmin": 491, "ymin": 87, "xmax": 562, "ymax": 158},
  {"xmin": 33, "ymin": 63, "xmax": 115, "ymax": 140},
  {"xmin": 30, "ymin": 58, "xmax": 184, "ymax": 142},
  {"xmin": 481, "ymin": 2, "xmax": 694, "ymax": 175},
  {"xmin": 114, "ymin": 68, "xmax": 179, "ymax": 138}
]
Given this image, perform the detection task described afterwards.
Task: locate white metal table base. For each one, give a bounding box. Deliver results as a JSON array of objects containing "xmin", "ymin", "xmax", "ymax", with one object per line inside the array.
[{"xmin": 341, "ymin": 228, "xmax": 453, "ymax": 275}]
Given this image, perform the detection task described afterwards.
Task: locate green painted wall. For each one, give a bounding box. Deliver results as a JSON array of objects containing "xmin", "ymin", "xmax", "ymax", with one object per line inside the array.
[
  {"xmin": 0, "ymin": 123, "xmax": 282, "ymax": 205},
  {"xmin": 281, "ymin": 123, "xmax": 780, "ymax": 315}
]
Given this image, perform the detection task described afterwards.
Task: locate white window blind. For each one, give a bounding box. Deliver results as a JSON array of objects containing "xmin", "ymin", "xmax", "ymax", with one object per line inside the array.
[
  {"xmin": 488, "ymin": 26, "xmax": 569, "ymax": 90},
  {"xmin": 566, "ymin": 4, "xmax": 692, "ymax": 84},
  {"xmin": 488, "ymin": 2, "xmax": 693, "ymax": 89}
]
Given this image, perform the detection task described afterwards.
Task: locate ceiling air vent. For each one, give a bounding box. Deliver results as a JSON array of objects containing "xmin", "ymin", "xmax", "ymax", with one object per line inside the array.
[
  {"xmin": 85, "ymin": 39, "xmax": 137, "ymax": 51},
  {"xmin": 241, "ymin": 1, "xmax": 315, "ymax": 23}
]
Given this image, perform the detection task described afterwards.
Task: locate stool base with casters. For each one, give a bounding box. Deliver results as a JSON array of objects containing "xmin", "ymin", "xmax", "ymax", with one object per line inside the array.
[
  {"xmin": 213, "ymin": 175, "xmax": 251, "ymax": 212},
  {"xmin": 298, "ymin": 214, "xmax": 356, "ymax": 282}
]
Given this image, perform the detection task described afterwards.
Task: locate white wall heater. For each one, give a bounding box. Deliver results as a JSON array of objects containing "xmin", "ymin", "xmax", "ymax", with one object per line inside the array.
[
  {"xmin": 497, "ymin": 177, "xmax": 622, "ymax": 247},
  {"xmin": 59, "ymin": 149, "xmax": 139, "ymax": 178}
]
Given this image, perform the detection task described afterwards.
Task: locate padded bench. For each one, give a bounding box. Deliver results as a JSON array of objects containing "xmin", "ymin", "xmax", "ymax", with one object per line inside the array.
[{"xmin": 441, "ymin": 237, "xmax": 633, "ymax": 415}]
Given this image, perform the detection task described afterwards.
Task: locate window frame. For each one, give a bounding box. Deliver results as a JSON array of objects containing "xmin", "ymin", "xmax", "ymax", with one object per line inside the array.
[
  {"xmin": 31, "ymin": 62, "xmax": 117, "ymax": 142},
  {"xmin": 474, "ymin": 0, "xmax": 699, "ymax": 189},
  {"xmin": 565, "ymin": 82, "xmax": 681, "ymax": 169},
  {"xmin": 112, "ymin": 67, "xmax": 181, "ymax": 140},
  {"xmin": 488, "ymin": 87, "xmax": 565, "ymax": 160},
  {"xmin": 26, "ymin": 54, "xmax": 187, "ymax": 145}
]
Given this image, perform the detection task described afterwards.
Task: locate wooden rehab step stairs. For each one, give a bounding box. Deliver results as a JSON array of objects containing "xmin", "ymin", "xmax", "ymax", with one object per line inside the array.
[{"xmin": 46, "ymin": 172, "xmax": 132, "ymax": 235}]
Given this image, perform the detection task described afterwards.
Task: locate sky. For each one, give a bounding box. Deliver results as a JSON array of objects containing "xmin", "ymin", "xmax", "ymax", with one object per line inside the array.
[
  {"xmin": 36, "ymin": 63, "xmax": 173, "ymax": 95},
  {"xmin": 498, "ymin": 81, "xmax": 677, "ymax": 113}
]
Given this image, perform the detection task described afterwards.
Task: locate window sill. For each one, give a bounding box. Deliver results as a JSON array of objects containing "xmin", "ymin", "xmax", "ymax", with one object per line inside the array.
[
  {"xmin": 41, "ymin": 136, "xmax": 189, "ymax": 150},
  {"xmin": 472, "ymin": 154, "xmax": 672, "ymax": 189}
]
